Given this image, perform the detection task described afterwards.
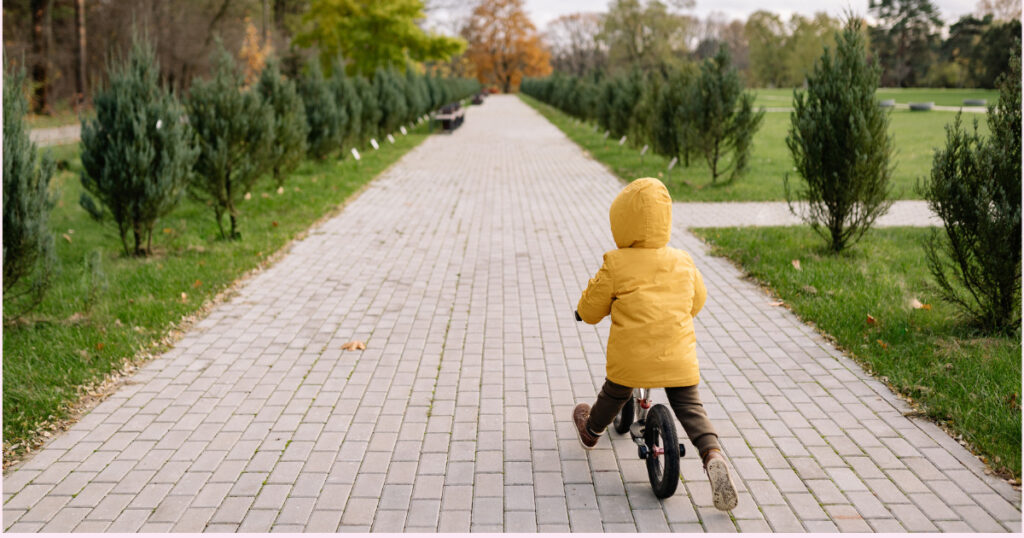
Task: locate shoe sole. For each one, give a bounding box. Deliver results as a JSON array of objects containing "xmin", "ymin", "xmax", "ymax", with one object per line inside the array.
[{"xmin": 707, "ymin": 459, "xmax": 738, "ymax": 511}]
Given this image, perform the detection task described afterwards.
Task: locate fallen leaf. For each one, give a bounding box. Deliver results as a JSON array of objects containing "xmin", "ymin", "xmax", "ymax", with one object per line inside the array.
[
  {"xmin": 769, "ymin": 301, "xmax": 785, "ymax": 307},
  {"xmin": 163, "ymin": 228, "xmax": 173, "ymax": 234},
  {"xmin": 114, "ymin": 319, "xmax": 123, "ymax": 327},
  {"xmin": 293, "ymin": 187, "xmax": 300, "ymax": 192},
  {"xmin": 67, "ymin": 229, "xmax": 74, "ymax": 234},
  {"xmin": 276, "ymin": 186, "xmax": 284, "ymax": 195},
  {"xmin": 78, "ymin": 349, "xmax": 89, "ymax": 359},
  {"xmin": 272, "ymin": 221, "xmax": 278, "ymax": 227},
  {"xmin": 62, "ymin": 233, "xmax": 72, "ymax": 243},
  {"xmin": 341, "ymin": 340, "xmax": 366, "ymax": 351},
  {"xmin": 311, "ymin": 177, "xmax": 318, "ymax": 183},
  {"xmin": 920, "ymin": 303, "xmax": 931, "ymax": 310},
  {"xmin": 244, "ymin": 192, "xmax": 252, "ymax": 200},
  {"xmin": 192, "ymin": 279, "xmax": 202, "ymax": 288},
  {"xmin": 1007, "ymin": 393, "xmax": 1019, "ymax": 409},
  {"xmin": 801, "ymin": 285, "xmax": 818, "ymax": 295},
  {"xmin": 866, "ymin": 314, "xmax": 876, "ymax": 325},
  {"xmin": 791, "ymin": 259, "xmax": 802, "ymax": 271},
  {"xmin": 95, "ymin": 342, "xmax": 104, "ymax": 351},
  {"xmin": 876, "ymin": 339, "xmax": 888, "ymax": 349},
  {"xmin": 180, "ymin": 292, "xmax": 188, "ymax": 302},
  {"xmin": 944, "ymin": 362, "xmax": 954, "ymax": 370},
  {"xmin": 261, "ymin": 193, "xmax": 270, "ymax": 199}
]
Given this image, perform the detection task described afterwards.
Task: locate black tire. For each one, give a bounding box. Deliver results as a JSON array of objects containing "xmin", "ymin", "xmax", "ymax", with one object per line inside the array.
[
  {"xmin": 644, "ymin": 404, "xmax": 680, "ymax": 499},
  {"xmin": 612, "ymin": 397, "xmax": 634, "ymax": 435}
]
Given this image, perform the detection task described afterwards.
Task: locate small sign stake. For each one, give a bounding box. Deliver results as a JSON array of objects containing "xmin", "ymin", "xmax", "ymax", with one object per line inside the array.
[
  {"xmin": 668, "ymin": 156, "xmax": 678, "ymax": 170},
  {"xmin": 370, "ymin": 139, "xmax": 379, "ymax": 150},
  {"xmin": 351, "ymin": 148, "xmax": 361, "ymax": 160},
  {"xmin": 618, "ymin": 136, "xmax": 627, "ymax": 145}
]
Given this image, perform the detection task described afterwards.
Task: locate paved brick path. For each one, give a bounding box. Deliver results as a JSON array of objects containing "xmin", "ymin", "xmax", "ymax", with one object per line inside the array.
[
  {"xmin": 29, "ymin": 124, "xmax": 81, "ymax": 147},
  {"xmin": 4, "ymin": 95, "xmax": 1020, "ymax": 532},
  {"xmin": 674, "ymin": 200, "xmax": 939, "ymax": 228}
]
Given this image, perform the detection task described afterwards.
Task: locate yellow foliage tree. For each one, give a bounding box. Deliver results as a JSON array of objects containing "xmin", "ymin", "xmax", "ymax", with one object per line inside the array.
[
  {"xmin": 464, "ymin": 0, "xmax": 552, "ymax": 93},
  {"xmin": 239, "ymin": 17, "xmax": 273, "ymax": 87}
]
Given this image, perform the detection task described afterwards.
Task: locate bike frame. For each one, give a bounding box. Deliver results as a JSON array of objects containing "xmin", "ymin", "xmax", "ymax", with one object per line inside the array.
[{"xmin": 628, "ymin": 388, "xmax": 653, "ymax": 446}]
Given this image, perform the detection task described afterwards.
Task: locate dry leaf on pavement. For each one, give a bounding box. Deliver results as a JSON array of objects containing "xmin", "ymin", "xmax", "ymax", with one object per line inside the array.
[{"xmin": 341, "ymin": 341, "xmax": 366, "ymax": 351}]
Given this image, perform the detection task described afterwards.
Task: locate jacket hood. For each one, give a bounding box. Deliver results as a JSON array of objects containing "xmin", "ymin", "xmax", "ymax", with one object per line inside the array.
[{"xmin": 610, "ymin": 178, "xmax": 672, "ymax": 249}]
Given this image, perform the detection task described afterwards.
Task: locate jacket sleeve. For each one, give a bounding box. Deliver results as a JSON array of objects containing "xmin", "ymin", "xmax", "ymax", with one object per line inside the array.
[
  {"xmin": 577, "ymin": 255, "xmax": 615, "ymax": 324},
  {"xmin": 691, "ymin": 264, "xmax": 707, "ymax": 318}
]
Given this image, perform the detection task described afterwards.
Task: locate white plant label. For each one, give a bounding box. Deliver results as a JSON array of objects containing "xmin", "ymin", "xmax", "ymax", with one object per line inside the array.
[
  {"xmin": 641, "ymin": 145, "xmax": 648, "ymax": 155},
  {"xmin": 618, "ymin": 136, "xmax": 627, "ymax": 145},
  {"xmin": 668, "ymin": 157, "xmax": 678, "ymax": 170},
  {"xmin": 603, "ymin": 130, "xmax": 610, "ymax": 139},
  {"xmin": 387, "ymin": 134, "xmax": 396, "ymax": 144},
  {"xmin": 370, "ymin": 139, "xmax": 379, "ymax": 150},
  {"xmin": 351, "ymin": 148, "xmax": 361, "ymax": 160},
  {"xmin": 400, "ymin": 126, "xmax": 407, "ymax": 135},
  {"xmin": 156, "ymin": 119, "xmax": 163, "ymax": 130}
]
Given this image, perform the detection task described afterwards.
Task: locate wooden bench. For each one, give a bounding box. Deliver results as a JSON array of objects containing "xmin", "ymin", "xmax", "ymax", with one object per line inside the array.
[{"xmin": 434, "ymin": 103, "xmax": 465, "ymax": 132}]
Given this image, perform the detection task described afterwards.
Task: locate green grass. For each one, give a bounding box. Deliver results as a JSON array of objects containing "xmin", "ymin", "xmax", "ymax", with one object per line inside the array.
[
  {"xmin": 694, "ymin": 226, "xmax": 1021, "ymax": 479},
  {"xmin": 521, "ymin": 93, "xmax": 989, "ymax": 202},
  {"xmin": 751, "ymin": 87, "xmax": 999, "ymax": 108},
  {"xmin": 3, "ymin": 126, "xmax": 430, "ymax": 463},
  {"xmin": 26, "ymin": 102, "xmax": 92, "ymax": 130}
]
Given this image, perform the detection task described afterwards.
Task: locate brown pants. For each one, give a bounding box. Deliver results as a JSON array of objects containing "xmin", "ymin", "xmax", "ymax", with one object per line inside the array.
[{"xmin": 587, "ymin": 378, "xmax": 721, "ymax": 458}]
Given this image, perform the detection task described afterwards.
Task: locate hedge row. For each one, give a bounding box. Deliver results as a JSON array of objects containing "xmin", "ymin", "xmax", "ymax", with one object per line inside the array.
[{"xmin": 522, "ymin": 47, "xmax": 764, "ymax": 184}]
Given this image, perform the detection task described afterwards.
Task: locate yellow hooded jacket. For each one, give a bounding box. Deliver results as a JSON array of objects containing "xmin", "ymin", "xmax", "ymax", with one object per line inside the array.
[{"xmin": 577, "ymin": 178, "xmax": 707, "ymax": 388}]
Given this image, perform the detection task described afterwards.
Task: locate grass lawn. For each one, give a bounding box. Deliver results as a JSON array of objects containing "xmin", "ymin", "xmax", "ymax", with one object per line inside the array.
[
  {"xmin": 752, "ymin": 87, "xmax": 999, "ymax": 108},
  {"xmin": 3, "ymin": 124, "xmax": 430, "ymax": 466},
  {"xmin": 26, "ymin": 103, "xmax": 93, "ymax": 130},
  {"xmin": 694, "ymin": 226, "xmax": 1021, "ymax": 480},
  {"xmin": 521, "ymin": 93, "xmax": 989, "ymax": 202}
]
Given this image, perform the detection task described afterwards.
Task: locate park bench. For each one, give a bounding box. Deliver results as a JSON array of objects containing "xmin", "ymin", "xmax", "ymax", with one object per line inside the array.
[{"xmin": 434, "ymin": 102, "xmax": 465, "ymax": 132}]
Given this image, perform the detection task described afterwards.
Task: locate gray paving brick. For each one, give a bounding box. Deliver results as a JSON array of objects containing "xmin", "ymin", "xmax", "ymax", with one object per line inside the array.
[{"xmin": 238, "ymin": 508, "xmax": 278, "ymax": 532}]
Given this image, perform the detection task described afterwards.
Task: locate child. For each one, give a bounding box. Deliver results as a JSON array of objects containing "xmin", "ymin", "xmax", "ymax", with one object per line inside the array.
[{"xmin": 573, "ymin": 177, "xmax": 738, "ymax": 511}]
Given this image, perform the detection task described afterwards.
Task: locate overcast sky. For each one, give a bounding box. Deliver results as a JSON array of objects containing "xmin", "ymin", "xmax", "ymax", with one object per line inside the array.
[{"xmin": 521, "ymin": 0, "xmax": 983, "ymax": 29}]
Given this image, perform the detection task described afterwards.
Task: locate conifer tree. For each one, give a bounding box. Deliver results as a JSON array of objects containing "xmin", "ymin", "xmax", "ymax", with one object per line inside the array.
[
  {"xmin": 257, "ymin": 59, "xmax": 309, "ymax": 186},
  {"xmin": 329, "ymin": 63, "xmax": 361, "ymax": 149},
  {"xmin": 786, "ymin": 20, "xmax": 893, "ymax": 253},
  {"xmin": 922, "ymin": 45, "xmax": 1021, "ymax": 331},
  {"xmin": 297, "ymin": 61, "xmax": 344, "ymax": 159},
  {"xmin": 3, "ymin": 67, "xmax": 56, "ymax": 314},
  {"xmin": 687, "ymin": 46, "xmax": 764, "ymax": 183},
  {"xmin": 375, "ymin": 67, "xmax": 409, "ymax": 136},
  {"xmin": 187, "ymin": 47, "xmax": 275, "ymax": 240},
  {"xmin": 80, "ymin": 37, "xmax": 198, "ymax": 257},
  {"xmin": 355, "ymin": 75, "xmax": 381, "ymax": 142}
]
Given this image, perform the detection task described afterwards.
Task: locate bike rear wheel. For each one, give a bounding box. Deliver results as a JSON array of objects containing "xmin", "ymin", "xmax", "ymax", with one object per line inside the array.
[
  {"xmin": 612, "ymin": 397, "xmax": 634, "ymax": 435},
  {"xmin": 644, "ymin": 404, "xmax": 680, "ymax": 498}
]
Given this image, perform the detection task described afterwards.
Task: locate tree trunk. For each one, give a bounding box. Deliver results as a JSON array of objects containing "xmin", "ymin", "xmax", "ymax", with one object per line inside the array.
[
  {"xmin": 74, "ymin": 0, "xmax": 87, "ymax": 108},
  {"xmin": 30, "ymin": 0, "xmax": 54, "ymax": 115}
]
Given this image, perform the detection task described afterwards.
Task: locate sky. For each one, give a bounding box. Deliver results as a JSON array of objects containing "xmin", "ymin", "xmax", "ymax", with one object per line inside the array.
[{"xmin": 520, "ymin": 0, "xmax": 984, "ymax": 29}]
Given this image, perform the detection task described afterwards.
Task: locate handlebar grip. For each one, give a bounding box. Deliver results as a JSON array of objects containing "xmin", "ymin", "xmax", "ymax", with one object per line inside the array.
[{"xmin": 574, "ymin": 310, "xmax": 582, "ymax": 322}]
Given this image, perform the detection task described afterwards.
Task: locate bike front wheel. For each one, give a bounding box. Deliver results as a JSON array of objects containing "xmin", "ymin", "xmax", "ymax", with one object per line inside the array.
[{"xmin": 644, "ymin": 404, "xmax": 680, "ymax": 499}]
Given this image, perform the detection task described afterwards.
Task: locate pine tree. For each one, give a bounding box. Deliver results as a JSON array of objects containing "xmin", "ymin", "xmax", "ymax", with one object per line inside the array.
[
  {"xmin": 80, "ymin": 38, "xmax": 199, "ymax": 257},
  {"xmin": 256, "ymin": 59, "xmax": 309, "ymax": 186},
  {"xmin": 786, "ymin": 20, "xmax": 893, "ymax": 253},
  {"xmin": 687, "ymin": 46, "xmax": 764, "ymax": 183},
  {"xmin": 355, "ymin": 75, "xmax": 381, "ymax": 143},
  {"xmin": 404, "ymin": 67, "xmax": 427, "ymax": 123},
  {"xmin": 653, "ymin": 68, "xmax": 695, "ymax": 166},
  {"xmin": 921, "ymin": 45, "xmax": 1021, "ymax": 331},
  {"xmin": 187, "ymin": 47, "xmax": 275, "ymax": 240},
  {"xmin": 3, "ymin": 67, "xmax": 56, "ymax": 314},
  {"xmin": 375, "ymin": 68, "xmax": 409, "ymax": 137},
  {"xmin": 329, "ymin": 62, "xmax": 361, "ymax": 149},
  {"xmin": 297, "ymin": 61, "xmax": 344, "ymax": 159}
]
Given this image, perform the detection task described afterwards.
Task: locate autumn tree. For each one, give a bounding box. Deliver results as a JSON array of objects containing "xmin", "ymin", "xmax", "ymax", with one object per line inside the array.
[
  {"xmin": 463, "ymin": 0, "xmax": 552, "ymax": 93},
  {"xmin": 545, "ymin": 12, "xmax": 607, "ymax": 76},
  {"xmin": 294, "ymin": 0, "xmax": 466, "ymax": 77},
  {"xmin": 600, "ymin": 0, "xmax": 693, "ymax": 72}
]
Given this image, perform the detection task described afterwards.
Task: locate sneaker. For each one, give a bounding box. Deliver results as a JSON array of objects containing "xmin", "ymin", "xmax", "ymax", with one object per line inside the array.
[
  {"xmin": 703, "ymin": 449, "xmax": 738, "ymax": 511},
  {"xmin": 572, "ymin": 403, "xmax": 600, "ymax": 449}
]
